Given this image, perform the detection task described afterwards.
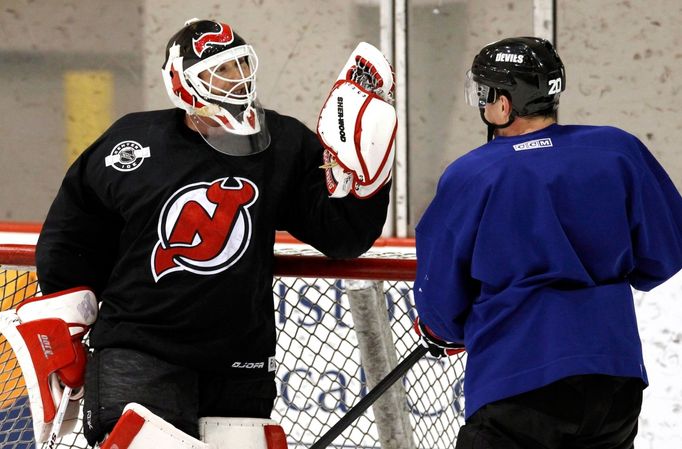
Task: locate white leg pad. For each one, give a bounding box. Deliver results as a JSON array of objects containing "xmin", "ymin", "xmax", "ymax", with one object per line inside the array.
[
  {"xmin": 99, "ymin": 403, "xmax": 210, "ymax": 449},
  {"xmin": 199, "ymin": 417, "xmax": 288, "ymax": 449}
]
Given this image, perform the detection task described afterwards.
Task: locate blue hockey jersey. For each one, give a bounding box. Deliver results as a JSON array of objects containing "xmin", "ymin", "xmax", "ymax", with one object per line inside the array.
[{"xmin": 414, "ymin": 124, "xmax": 682, "ymax": 419}]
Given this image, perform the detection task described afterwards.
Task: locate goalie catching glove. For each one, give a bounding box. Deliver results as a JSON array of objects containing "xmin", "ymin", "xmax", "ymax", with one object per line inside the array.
[
  {"xmin": 414, "ymin": 317, "xmax": 465, "ymax": 358},
  {"xmin": 0, "ymin": 287, "xmax": 98, "ymax": 443},
  {"xmin": 317, "ymin": 42, "xmax": 397, "ymax": 199}
]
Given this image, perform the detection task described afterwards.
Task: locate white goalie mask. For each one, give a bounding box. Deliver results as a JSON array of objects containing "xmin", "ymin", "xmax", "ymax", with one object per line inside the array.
[{"xmin": 162, "ymin": 18, "xmax": 271, "ymax": 155}]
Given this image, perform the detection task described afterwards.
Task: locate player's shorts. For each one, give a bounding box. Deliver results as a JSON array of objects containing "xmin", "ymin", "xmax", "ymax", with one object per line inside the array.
[
  {"xmin": 455, "ymin": 374, "xmax": 644, "ymax": 449},
  {"xmin": 82, "ymin": 347, "xmax": 277, "ymax": 446}
]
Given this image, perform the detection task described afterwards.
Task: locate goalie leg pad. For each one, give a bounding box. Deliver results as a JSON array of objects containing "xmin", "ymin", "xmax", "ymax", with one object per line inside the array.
[
  {"xmin": 0, "ymin": 287, "xmax": 97, "ymax": 443},
  {"xmin": 199, "ymin": 417, "xmax": 288, "ymax": 449},
  {"xmin": 99, "ymin": 403, "xmax": 210, "ymax": 449}
]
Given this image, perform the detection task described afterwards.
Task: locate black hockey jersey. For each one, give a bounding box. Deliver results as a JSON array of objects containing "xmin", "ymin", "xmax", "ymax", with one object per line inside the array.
[{"xmin": 36, "ymin": 108, "xmax": 389, "ymax": 376}]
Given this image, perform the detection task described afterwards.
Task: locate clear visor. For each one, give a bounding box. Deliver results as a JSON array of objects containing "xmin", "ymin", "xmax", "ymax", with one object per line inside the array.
[
  {"xmin": 188, "ymin": 100, "xmax": 271, "ymax": 156},
  {"xmin": 186, "ymin": 45, "xmax": 259, "ymax": 106},
  {"xmin": 464, "ymin": 70, "xmax": 496, "ymax": 108}
]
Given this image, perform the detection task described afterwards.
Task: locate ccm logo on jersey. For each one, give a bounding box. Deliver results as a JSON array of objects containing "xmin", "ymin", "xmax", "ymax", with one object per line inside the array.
[
  {"xmin": 151, "ymin": 177, "xmax": 259, "ymax": 281},
  {"xmin": 495, "ymin": 53, "xmax": 524, "ymax": 63},
  {"xmin": 513, "ymin": 138, "xmax": 553, "ymax": 151}
]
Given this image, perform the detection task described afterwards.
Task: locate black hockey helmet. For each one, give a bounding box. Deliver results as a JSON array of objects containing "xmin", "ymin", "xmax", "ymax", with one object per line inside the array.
[{"xmin": 465, "ymin": 37, "xmax": 566, "ymax": 116}]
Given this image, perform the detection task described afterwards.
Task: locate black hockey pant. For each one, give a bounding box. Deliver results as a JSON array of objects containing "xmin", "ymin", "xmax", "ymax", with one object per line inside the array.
[
  {"xmin": 82, "ymin": 347, "xmax": 276, "ymax": 446},
  {"xmin": 455, "ymin": 374, "xmax": 644, "ymax": 449}
]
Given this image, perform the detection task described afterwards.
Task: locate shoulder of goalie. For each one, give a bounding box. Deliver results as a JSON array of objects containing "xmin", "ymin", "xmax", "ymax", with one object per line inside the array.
[
  {"xmin": 0, "ymin": 287, "xmax": 98, "ymax": 443},
  {"xmin": 99, "ymin": 402, "xmax": 288, "ymax": 449},
  {"xmin": 317, "ymin": 42, "xmax": 397, "ymax": 198},
  {"xmin": 413, "ymin": 317, "xmax": 465, "ymax": 358}
]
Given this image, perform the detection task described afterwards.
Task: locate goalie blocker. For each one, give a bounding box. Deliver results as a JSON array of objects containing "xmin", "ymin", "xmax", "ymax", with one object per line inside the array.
[
  {"xmin": 0, "ymin": 287, "xmax": 98, "ymax": 443},
  {"xmin": 99, "ymin": 403, "xmax": 288, "ymax": 449},
  {"xmin": 317, "ymin": 42, "xmax": 397, "ymax": 199}
]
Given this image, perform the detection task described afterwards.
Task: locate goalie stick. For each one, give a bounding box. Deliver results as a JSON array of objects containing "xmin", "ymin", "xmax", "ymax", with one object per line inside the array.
[
  {"xmin": 310, "ymin": 344, "xmax": 463, "ymax": 449},
  {"xmin": 47, "ymin": 386, "xmax": 73, "ymax": 449}
]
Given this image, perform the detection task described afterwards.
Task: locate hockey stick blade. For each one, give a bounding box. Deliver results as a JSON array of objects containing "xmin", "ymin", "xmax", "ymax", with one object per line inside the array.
[{"xmin": 309, "ymin": 345, "xmax": 429, "ymax": 449}]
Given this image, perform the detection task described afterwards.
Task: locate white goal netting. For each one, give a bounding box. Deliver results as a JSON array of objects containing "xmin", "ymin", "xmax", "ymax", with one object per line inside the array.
[{"xmin": 0, "ymin": 243, "xmax": 467, "ymax": 449}]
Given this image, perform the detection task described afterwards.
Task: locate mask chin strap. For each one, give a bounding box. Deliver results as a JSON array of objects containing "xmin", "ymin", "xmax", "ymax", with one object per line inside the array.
[{"xmin": 479, "ymin": 108, "xmax": 515, "ymax": 142}]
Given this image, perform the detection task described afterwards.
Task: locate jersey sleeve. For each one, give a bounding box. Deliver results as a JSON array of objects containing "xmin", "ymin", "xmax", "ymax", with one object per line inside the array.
[
  {"xmin": 413, "ymin": 170, "xmax": 483, "ymax": 343},
  {"xmin": 36, "ymin": 138, "xmax": 123, "ymax": 295},
  {"xmin": 278, "ymin": 124, "xmax": 390, "ymax": 259},
  {"xmin": 627, "ymin": 139, "xmax": 682, "ymax": 291}
]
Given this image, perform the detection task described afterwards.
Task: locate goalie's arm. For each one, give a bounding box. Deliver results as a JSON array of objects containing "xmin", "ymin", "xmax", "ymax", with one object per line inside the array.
[
  {"xmin": 36, "ymin": 146, "xmax": 122, "ymax": 295},
  {"xmin": 279, "ymin": 125, "xmax": 390, "ymax": 259}
]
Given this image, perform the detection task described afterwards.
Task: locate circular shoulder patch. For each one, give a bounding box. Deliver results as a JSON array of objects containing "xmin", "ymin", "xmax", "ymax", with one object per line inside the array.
[{"xmin": 104, "ymin": 140, "xmax": 151, "ymax": 172}]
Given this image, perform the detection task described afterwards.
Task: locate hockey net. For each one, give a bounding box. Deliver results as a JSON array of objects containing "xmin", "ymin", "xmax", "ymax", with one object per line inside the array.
[{"xmin": 0, "ymin": 242, "xmax": 466, "ymax": 449}]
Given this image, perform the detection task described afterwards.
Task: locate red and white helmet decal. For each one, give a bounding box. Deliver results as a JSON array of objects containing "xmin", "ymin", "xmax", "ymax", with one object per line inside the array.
[
  {"xmin": 168, "ymin": 62, "xmax": 204, "ymax": 109},
  {"xmin": 151, "ymin": 177, "xmax": 258, "ymax": 281},
  {"xmin": 192, "ymin": 23, "xmax": 235, "ymax": 57}
]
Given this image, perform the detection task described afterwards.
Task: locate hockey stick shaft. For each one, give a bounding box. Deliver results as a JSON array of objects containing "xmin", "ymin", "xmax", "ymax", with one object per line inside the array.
[
  {"xmin": 309, "ymin": 345, "xmax": 429, "ymax": 449},
  {"xmin": 47, "ymin": 385, "xmax": 72, "ymax": 449}
]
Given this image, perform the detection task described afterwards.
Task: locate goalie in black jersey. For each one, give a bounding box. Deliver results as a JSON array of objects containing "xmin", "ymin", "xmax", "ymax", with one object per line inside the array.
[{"xmin": 6, "ymin": 18, "xmax": 397, "ymax": 449}]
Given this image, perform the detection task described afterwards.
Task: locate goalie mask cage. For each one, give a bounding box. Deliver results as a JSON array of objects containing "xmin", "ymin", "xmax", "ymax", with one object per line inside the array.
[{"xmin": 0, "ymin": 243, "xmax": 466, "ymax": 449}]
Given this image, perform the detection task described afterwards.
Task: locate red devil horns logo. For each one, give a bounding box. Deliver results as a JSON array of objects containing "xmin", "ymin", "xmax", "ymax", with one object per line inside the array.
[
  {"xmin": 151, "ymin": 177, "xmax": 258, "ymax": 281},
  {"xmin": 192, "ymin": 23, "xmax": 235, "ymax": 57}
]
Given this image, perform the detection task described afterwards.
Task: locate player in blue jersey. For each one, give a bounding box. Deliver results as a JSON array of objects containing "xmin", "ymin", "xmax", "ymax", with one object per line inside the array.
[{"xmin": 413, "ymin": 37, "xmax": 682, "ymax": 448}]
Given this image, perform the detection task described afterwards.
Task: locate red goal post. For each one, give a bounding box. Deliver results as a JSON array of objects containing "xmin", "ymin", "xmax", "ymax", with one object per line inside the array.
[{"xmin": 0, "ymin": 239, "xmax": 466, "ymax": 449}]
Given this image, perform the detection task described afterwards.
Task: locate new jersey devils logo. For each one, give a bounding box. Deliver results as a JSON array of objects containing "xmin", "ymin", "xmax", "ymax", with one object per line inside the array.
[
  {"xmin": 151, "ymin": 177, "xmax": 258, "ymax": 281},
  {"xmin": 192, "ymin": 23, "xmax": 235, "ymax": 57}
]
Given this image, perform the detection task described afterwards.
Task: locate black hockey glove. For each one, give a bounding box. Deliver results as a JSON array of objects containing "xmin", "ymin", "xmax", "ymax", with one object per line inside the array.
[{"xmin": 413, "ymin": 317, "xmax": 465, "ymax": 358}]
